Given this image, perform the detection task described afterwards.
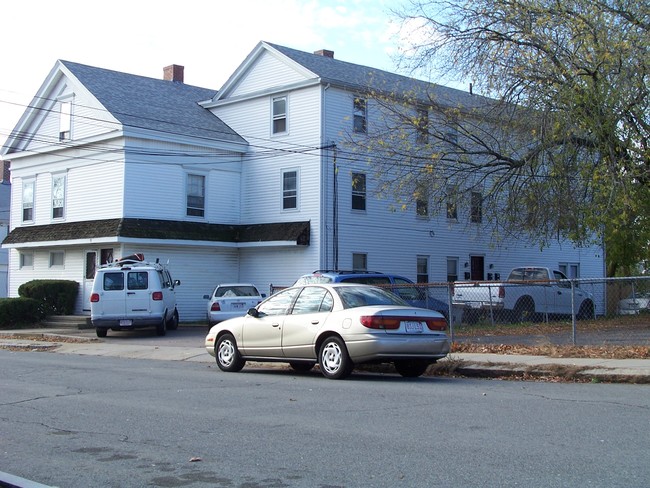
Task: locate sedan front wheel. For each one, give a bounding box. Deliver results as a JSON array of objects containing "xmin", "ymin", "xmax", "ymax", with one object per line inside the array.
[
  {"xmin": 319, "ymin": 336, "xmax": 353, "ymax": 379},
  {"xmin": 216, "ymin": 333, "xmax": 246, "ymax": 372}
]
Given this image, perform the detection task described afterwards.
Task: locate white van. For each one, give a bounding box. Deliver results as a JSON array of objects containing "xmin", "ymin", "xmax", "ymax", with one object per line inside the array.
[{"xmin": 90, "ymin": 254, "xmax": 180, "ymax": 337}]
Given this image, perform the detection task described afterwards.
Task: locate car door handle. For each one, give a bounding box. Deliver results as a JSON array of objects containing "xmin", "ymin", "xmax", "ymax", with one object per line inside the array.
[
  {"xmin": 311, "ymin": 320, "xmax": 320, "ymax": 325},
  {"xmin": 272, "ymin": 323, "xmax": 280, "ymax": 327}
]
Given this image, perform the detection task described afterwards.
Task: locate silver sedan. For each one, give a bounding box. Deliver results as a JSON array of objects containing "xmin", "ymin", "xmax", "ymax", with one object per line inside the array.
[{"xmin": 205, "ymin": 283, "xmax": 450, "ymax": 379}]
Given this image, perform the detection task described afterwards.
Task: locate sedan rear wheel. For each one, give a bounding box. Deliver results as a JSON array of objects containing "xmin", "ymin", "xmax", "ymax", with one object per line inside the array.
[
  {"xmin": 216, "ymin": 333, "xmax": 245, "ymax": 372},
  {"xmin": 319, "ymin": 336, "xmax": 353, "ymax": 379},
  {"xmin": 394, "ymin": 359, "xmax": 431, "ymax": 378}
]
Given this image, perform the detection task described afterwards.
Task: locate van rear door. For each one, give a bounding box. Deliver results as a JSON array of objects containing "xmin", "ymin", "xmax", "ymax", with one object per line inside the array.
[
  {"xmin": 126, "ymin": 270, "xmax": 153, "ymax": 316},
  {"xmin": 98, "ymin": 271, "xmax": 127, "ymax": 319}
]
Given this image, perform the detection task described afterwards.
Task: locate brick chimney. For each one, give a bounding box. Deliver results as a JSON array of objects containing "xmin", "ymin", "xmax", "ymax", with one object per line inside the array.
[
  {"xmin": 314, "ymin": 49, "xmax": 334, "ymax": 58},
  {"xmin": 1, "ymin": 160, "xmax": 9, "ymax": 183},
  {"xmin": 163, "ymin": 64, "xmax": 184, "ymax": 82}
]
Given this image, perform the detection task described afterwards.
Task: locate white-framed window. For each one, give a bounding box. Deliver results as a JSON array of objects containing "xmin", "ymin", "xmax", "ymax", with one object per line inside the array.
[
  {"xmin": 353, "ymin": 97, "xmax": 367, "ymax": 134},
  {"xmin": 186, "ymin": 173, "xmax": 205, "ymax": 217},
  {"xmin": 446, "ymin": 186, "xmax": 458, "ymax": 220},
  {"xmin": 416, "ymin": 106, "xmax": 429, "ymax": 144},
  {"xmin": 352, "ymin": 253, "xmax": 367, "ymax": 271},
  {"xmin": 417, "ymin": 256, "xmax": 429, "ymax": 283},
  {"xmin": 20, "ymin": 252, "xmax": 34, "ymax": 268},
  {"xmin": 470, "ymin": 191, "xmax": 482, "ymax": 223},
  {"xmin": 559, "ymin": 263, "xmax": 580, "ymax": 278},
  {"xmin": 416, "ymin": 183, "xmax": 428, "ymax": 217},
  {"xmin": 22, "ymin": 180, "xmax": 35, "ymax": 222},
  {"xmin": 52, "ymin": 173, "xmax": 66, "ymax": 219},
  {"xmin": 282, "ymin": 169, "xmax": 298, "ymax": 210},
  {"xmin": 351, "ymin": 172, "xmax": 366, "ymax": 211},
  {"xmin": 447, "ymin": 257, "xmax": 458, "ymax": 282},
  {"xmin": 49, "ymin": 251, "xmax": 65, "ymax": 268},
  {"xmin": 59, "ymin": 100, "xmax": 72, "ymax": 141},
  {"xmin": 272, "ymin": 96, "xmax": 287, "ymax": 134}
]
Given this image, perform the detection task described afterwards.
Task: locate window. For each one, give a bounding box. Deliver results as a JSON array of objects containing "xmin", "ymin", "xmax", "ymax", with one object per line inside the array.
[
  {"xmin": 470, "ymin": 191, "xmax": 482, "ymax": 223},
  {"xmin": 49, "ymin": 251, "xmax": 65, "ymax": 267},
  {"xmin": 445, "ymin": 116, "xmax": 459, "ymax": 147},
  {"xmin": 52, "ymin": 174, "xmax": 66, "ymax": 219},
  {"xmin": 446, "ymin": 186, "xmax": 457, "ymax": 220},
  {"xmin": 127, "ymin": 271, "xmax": 149, "ymax": 290},
  {"xmin": 103, "ymin": 272, "xmax": 124, "ymax": 291},
  {"xmin": 100, "ymin": 248, "xmax": 114, "ymax": 265},
  {"xmin": 352, "ymin": 253, "xmax": 367, "ymax": 271},
  {"xmin": 416, "ymin": 183, "xmax": 428, "ymax": 217},
  {"xmin": 282, "ymin": 169, "xmax": 297, "ymax": 210},
  {"xmin": 447, "ymin": 258, "xmax": 458, "ymax": 282},
  {"xmin": 257, "ymin": 288, "xmax": 301, "ymax": 316},
  {"xmin": 22, "ymin": 180, "xmax": 34, "ymax": 222},
  {"xmin": 292, "ymin": 287, "xmax": 334, "ymax": 314},
  {"xmin": 187, "ymin": 174, "xmax": 205, "ymax": 217},
  {"xmin": 417, "ymin": 256, "xmax": 429, "ymax": 283},
  {"xmin": 20, "ymin": 252, "xmax": 34, "ymax": 268},
  {"xmin": 353, "ymin": 97, "xmax": 367, "ymax": 134},
  {"xmin": 272, "ymin": 96, "xmax": 287, "ymax": 134},
  {"xmin": 351, "ymin": 172, "xmax": 366, "ymax": 210},
  {"xmin": 59, "ymin": 101, "xmax": 71, "ymax": 141},
  {"xmin": 416, "ymin": 106, "xmax": 429, "ymax": 144},
  {"xmin": 559, "ymin": 263, "xmax": 580, "ymax": 279}
]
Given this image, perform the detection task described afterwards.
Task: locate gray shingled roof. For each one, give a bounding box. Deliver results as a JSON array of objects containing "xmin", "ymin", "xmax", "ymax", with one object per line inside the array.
[
  {"xmin": 2, "ymin": 218, "xmax": 310, "ymax": 246},
  {"xmin": 268, "ymin": 42, "xmax": 484, "ymax": 109},
  {"xmin": 61, "ymin": 61, "xmax": 247, "ymax": 145}
]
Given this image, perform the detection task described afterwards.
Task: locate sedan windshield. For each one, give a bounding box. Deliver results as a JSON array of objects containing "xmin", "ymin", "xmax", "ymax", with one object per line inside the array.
[{"xmin": 336, "ymin": 286, "xmax": 407, "ymax": 309}]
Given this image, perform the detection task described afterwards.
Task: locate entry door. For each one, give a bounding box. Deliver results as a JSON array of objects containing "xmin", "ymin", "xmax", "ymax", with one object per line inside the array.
[
  {"xmin": 470, "ymin": 256, "xmax": 484, "ymax": 281},
  {"xmin": 82, "ymin": 251, "xmax": 97, "ymax": 312}
]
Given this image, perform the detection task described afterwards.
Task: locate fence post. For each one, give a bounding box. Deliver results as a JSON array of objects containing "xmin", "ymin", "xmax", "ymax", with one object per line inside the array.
[
  {"xmin": 447, "ymin": 282, "xmax": 455, "ymax": 343},
  {"xmin": 570, "ymin": 280, "xmax": 577, "ymax": 345}
]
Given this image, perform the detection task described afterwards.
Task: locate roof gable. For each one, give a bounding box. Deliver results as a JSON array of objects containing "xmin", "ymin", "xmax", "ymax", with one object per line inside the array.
[
  {"xmin": 2, "ymin": 61, "xmax": 247, "ymax": 155},
  {"xmin": 209, "ymin": 41, "xmax": 320, "ymax": 103}
]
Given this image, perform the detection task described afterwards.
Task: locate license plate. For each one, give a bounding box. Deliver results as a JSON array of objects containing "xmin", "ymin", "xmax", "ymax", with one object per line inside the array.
[
  {"xmin": 119, "ymin": 319, "xmax": 132, "ymax": 326},
  {"xmin": 469, "ymin": 302, "xmax": 482, "ymax": 309},
  {"xmin": 231, "ymin": 303, "xmax": 244, "ymax": 309},
  {"xmin": 403, "ymin": 321, "xmax": 423, "ymax": 333}
]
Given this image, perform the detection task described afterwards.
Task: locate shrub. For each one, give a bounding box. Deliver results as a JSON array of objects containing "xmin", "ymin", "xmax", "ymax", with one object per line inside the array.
[
  {"xmin": 18, "ymin": 280, "xmax": 79, "ymax": 316},
  {"xmin": 0, "ymin": 297, "xmax": 44, "ymax": 329}
]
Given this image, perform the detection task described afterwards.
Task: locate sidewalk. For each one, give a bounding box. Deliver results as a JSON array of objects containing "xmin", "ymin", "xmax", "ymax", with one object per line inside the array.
[{"xmin": 2, "ymin": 328, "xmax": 649, "ymax": 383}]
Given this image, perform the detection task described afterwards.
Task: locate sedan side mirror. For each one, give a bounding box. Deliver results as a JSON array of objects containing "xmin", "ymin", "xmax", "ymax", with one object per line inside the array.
[{"xmin": 247, "ymin": 307, "xmax": 259, "ymax": 318}]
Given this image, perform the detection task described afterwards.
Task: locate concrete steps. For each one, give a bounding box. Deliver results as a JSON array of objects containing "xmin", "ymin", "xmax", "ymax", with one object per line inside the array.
[{"xmin": 41, "ymin": 315, "xmax": 93, "ymax": 329}]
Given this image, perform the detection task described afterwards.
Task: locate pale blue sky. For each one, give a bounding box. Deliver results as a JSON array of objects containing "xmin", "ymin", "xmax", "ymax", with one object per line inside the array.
[{"xmin": 0, "ymin": 0, "xmax": 418, "ymax": 144}]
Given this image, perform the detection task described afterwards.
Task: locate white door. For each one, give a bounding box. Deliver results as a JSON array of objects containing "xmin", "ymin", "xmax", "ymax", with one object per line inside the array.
[{"xmin": 82, "ymin": 251, "xmax": 97, "ymax": 313}]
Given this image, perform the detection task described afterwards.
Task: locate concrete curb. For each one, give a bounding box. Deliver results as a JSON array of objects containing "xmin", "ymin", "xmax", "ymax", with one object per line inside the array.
[{"xmin": 2, "ymin": 330, "xmax": 650, "ymax": 383}]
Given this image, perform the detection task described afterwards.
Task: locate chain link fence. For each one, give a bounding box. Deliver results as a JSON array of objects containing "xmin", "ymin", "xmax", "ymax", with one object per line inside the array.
[{"xmin": 271, "ymin": 277, "xmax": 650, "ymax": 346}]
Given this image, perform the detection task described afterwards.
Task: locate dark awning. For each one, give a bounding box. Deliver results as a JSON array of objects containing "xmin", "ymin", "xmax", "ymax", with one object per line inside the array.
[{"xmin": 3, "ymin": 218, "xmax": 310, "ymax": 246}]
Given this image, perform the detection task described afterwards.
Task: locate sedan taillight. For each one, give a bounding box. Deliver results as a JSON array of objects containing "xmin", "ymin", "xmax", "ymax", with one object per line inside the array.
[
  {"xmin": 360, "ymin": 316, "xmax": 447, "ymax": 331},
  {"xmin": 360, "ymin": 316, "xmax": 401, "ymax": 329},
  {"xmin": 210, "ymin": 302, "xmax": 222, "ymax": 311}
]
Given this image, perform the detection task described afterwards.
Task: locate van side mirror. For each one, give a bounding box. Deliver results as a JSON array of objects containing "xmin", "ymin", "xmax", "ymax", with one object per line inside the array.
[{"xmin": 174, "ymin": 280, "xmax": 181, "ymax": 287}]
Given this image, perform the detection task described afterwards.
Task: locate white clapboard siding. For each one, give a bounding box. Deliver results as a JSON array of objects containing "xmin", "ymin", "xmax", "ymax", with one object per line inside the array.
[
  {"xmin": 230, "ymin": 50, "xmax": 307, "ymax": 98},
  {"xmin": 118, "ymin": 245, "xmax": 241, "ymax": 322}
]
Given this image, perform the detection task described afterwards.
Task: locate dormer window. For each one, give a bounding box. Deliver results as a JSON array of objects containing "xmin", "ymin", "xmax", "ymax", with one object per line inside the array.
[{"xmin": 59, "ymin": 101, "xmax": 71, "ymax": 141}]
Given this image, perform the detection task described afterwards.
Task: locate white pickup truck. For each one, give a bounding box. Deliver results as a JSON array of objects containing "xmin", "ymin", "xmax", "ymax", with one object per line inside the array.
[{"xmin": 452, "ymin": 267, "xmax": 595, "ymax": 323}]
